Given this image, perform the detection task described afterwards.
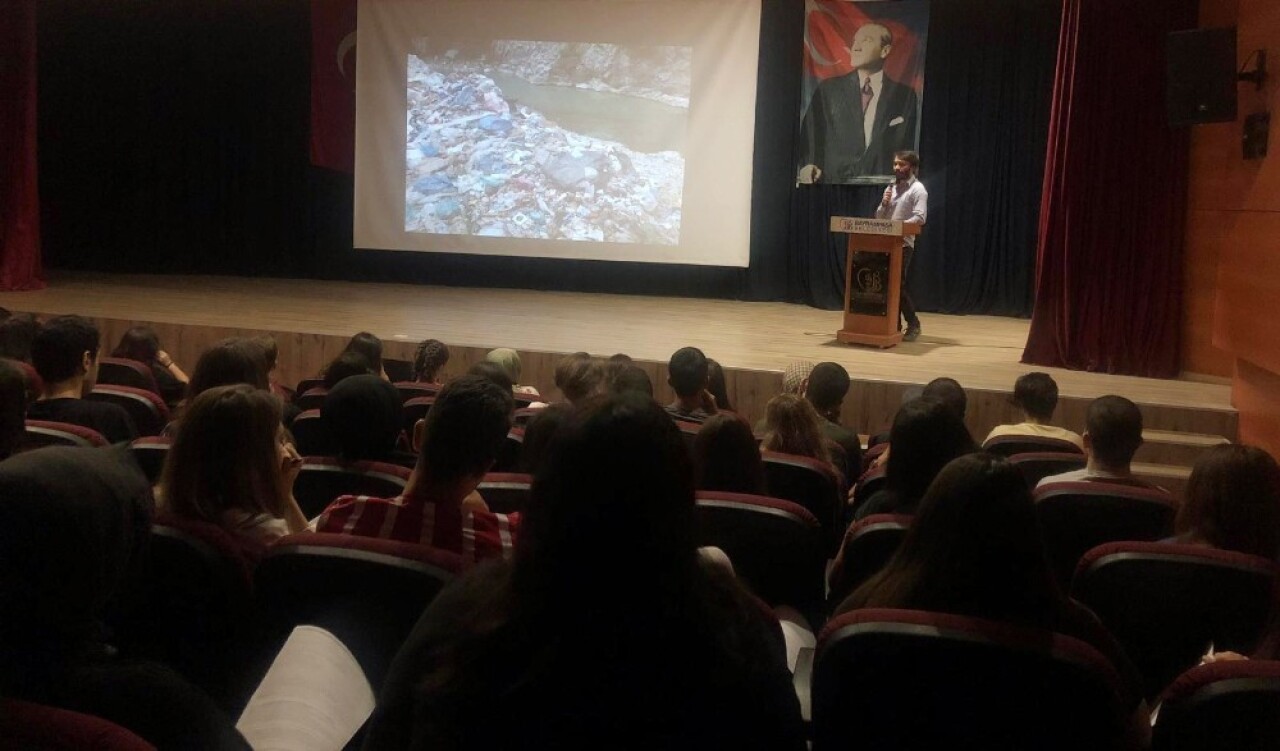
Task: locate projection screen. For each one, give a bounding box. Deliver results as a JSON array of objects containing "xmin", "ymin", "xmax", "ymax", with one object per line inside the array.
[{"xmin": 354, "ymin": 0, "xmax": 761, "ymax": 267}]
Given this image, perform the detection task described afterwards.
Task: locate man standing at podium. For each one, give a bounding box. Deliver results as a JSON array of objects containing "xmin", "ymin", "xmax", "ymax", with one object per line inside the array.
[{"xmin": 876, "ymin": 150, "xmax": 928, "ymax": 341}]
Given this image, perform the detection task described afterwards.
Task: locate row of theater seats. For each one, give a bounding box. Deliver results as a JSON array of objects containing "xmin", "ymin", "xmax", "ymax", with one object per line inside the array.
[{"xmin": 108, "ymin": 498, "xmax": 1280, "ymax": 750}]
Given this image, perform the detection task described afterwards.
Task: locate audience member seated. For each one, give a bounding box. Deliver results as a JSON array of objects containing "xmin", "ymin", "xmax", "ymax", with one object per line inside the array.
[
  {"xmin": 322, "ymin": 374, "xmax": 416, "ymax": 467},
  {"xmin": 837, "ymin": 453, "xmax": 1146, "ymax": 730},
  {"xmin": 467, "ymin": 360, "xmax": 515, "ymax": 394},
  {"xmin": 0, "ymin": 360, "xmax": 26, "ymax": 461},
  {"xmin": 342, "ymin": 331, "xmax": 386, "ymax": 380},
  {"xmin": 922, "ymin": 377, "xmax": 968, "ymax": 423},
  {"xmin": 608, "ymin": 364, "xmax": 654, "ymax": 398},
  {"xmin": 413, "ymin": 338, "xmax": 450, "ymax": 384},
  {"xmin": 760, "ymin": 393, "xmax": 844, "ymax": 479},
  {"xmin": 28, "ymin": 316, "xmax": 137, "ymax": 444},
  {"xmin": 1174, "ymin": 444, "xmax": 1280, "ymax": 560},
  {"xmin": 984, "ymin": 372, "xmax": 1083, "ymax": 450},
  {"xmin": 706, "ymin": 358, "xmax": 733, "ymax": 413},
  {"xmin": 186, "ymin": 337, "xmax": 271, "ymax": 402},
  {"xmin": 158, "ymin": 385, "xmax": 307, "ymax": 559},
  {"xmin": 805, "ymin": 362, "xmax": 862, "ymax": 482},
  {"xmin": 253, "ymin": 335, "xmax": 292, "ymax": 401},
  {"xmin": 321, "ymin": 350, "xmax": 374, "ymax": 391},
  {"xmin": 554, "ymin": 351, "xmax": 602, "ymax": 405},
  {"xmin": 315, "ymin": 375, "xmax": 518, "ymax": 563},
  {"xmin": 519, "ymin": 403, "xmax": 572, "ymax": 474},
  {"xmin": 111, "ymin": 325, "xmax": 189, "ymax": 407},
  {"xmin": 853, "ymin": 398, "xmax": 976, "ymax": 520},
  {"xmin": 602, "ymin": 353, "xmax": 633, "ymax": 392},
  {"xmin": 1037, "ymin": 395, "xmax": 1157, "ymax": 489},
  {"xmin": 665, "ymin": 346, "xmax": 718, "ymax": 423},
  {"xmin": 361, "ymin": 394, "xmax": 805, "ymax": 749},
  {"xmin": 0, "ymin": 445, "xmax": 250, "ymax": 749},
  {"xmin": 782, "ymin": 360, "xmax": 815, "ymax": 396},
  {"xmin": 486, "ymin": 348, "xmax": 540, "ymax": 396},
  {"xmin": 694, "ymin": 413, "xmax": 766, "ymax": 495},
  {"xmin": 0, "ymin": 312, "xmax": 39, "ymax": 363}
]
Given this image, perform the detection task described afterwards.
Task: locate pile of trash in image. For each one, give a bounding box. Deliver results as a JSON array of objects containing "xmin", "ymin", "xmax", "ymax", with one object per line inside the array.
[{"xmin": 405, "ymin": 53, "xmax": 685, "ymax": 245}]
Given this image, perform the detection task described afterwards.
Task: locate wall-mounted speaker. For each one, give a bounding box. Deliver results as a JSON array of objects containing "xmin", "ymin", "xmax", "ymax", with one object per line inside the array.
[{"xmin": 1167, "ymin": 27, "xmax": 1238, "ymax": 126}]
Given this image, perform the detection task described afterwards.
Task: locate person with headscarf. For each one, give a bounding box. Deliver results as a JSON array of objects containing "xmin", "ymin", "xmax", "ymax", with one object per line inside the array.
[
  {"xmin": 0, "ymin": 445, "xmax": 249, "ymax": 749},
  {"xmin": 486, "ymin": 348, "xmax": 540, "ymax": 396}
]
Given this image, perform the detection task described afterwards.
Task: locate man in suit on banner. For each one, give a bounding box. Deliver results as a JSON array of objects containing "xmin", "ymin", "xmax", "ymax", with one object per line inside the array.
[{"xmin": 798, "ymin": 23, "xmax": 919, "ymax": 183}]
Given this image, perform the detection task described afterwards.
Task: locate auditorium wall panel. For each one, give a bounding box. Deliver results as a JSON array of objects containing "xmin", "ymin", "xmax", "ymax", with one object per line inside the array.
[{"xmin": 1185, "ymin": 0, "xmax": 1280, "ymax": 453}]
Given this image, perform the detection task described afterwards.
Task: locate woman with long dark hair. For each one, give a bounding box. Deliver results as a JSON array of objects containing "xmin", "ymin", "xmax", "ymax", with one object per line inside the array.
[
  {"xmin": 852, "ymin": 397, "xmax": 976, "ymax": 519},
  {"xmin": 694, "ymin": 412, "xmax": 766, "ymax": 495},
  {"xmin": 363, "ymin": 395, "xmax": 805, "ymax": 749},
  {"xmin": 111, "ymin": 325, "xmax": 189, "ymax": 405},
  {"xmin": 1175, "ymin": 444, "xmax": 1280, "ymax": 560},
  {"xmin": 837, "ymin": 454, "xmax": 1146, "ymax": 725}
]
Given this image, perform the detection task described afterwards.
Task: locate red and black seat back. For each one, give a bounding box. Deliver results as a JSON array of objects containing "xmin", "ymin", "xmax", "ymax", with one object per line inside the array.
[
  {"xmin": 983, "ymin": 434, "xmax": 1084, "ymax": 458},
  {"xmin": 826, "ymin": 514, "xmax": 911, "ymax": 609},
  {"xmin": 88, "ymin": 385, "xmax": 170, "ymax": 437},
  {"xmin": 252, "ymin": 533, "xmax": 462, "ymax": 694},
  {"xmin": 97, "ymin": 357, "xmax": 160, "ymax": 394},
  {"xmin": 1153, "ymin": 660, "xmax": 1280, "ymax": 751},
  {"xmin": 812, "ymin": 608, "xmax": 1129, "ymax": 751},
  {"xmin": 1072, "ymin": 541, "xmax": 1280, "ymax": 699},
  {"xmin": 1034, "ymin": 480, "xmax": 1177, "ymax": 586},
  {"xmin": 1009, "ymin": 451, "xmax": 1088, "ymax": 488},
  {"xmin": 694, "ymin": 491, "xmax": 826, "ymax": 620},
  {"xmin": 292, "ymin": 457, "xmax": 411, "ymax": 519}
]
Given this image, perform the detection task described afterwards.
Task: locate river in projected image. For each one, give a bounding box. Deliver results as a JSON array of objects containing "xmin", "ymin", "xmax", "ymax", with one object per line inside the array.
[{"xmin": 404, "ymin": 41, "xmax": 691, "ymax": 245}]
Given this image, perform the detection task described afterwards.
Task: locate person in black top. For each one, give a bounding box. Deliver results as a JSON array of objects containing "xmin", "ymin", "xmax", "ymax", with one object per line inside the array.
[
  {"xmin": 362, "ymin": 395, "xmax": 805, "ymax": 750},
  {"xmin": 111, "ymin": 326, "xmax": 190, "ymax": 408},
  {"xmin": 0, "ymin": 445, "xmax": 249, "ymax": 750},
  {"xmin": 805, "ymin": 362, "xmax": 863, "ymax": 481},
  {"xmin": 665, "ymin": 346, "xmax": 718, "ymax": 423},
  {"xmin": 28, "ymin": 316, "xmax": 136, "ymax": 444}
]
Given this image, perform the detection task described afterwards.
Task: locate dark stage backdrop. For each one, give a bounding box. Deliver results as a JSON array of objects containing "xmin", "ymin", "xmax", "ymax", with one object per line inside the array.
[{"xmin": 37, "ymin": 0, "xmax": 1057, "ymax": 315}]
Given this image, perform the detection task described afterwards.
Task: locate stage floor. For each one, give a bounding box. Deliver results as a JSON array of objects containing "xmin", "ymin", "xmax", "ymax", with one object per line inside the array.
[{"xmin": 0, "ymin": 271, "xmax": 1231, "ymax": 411}]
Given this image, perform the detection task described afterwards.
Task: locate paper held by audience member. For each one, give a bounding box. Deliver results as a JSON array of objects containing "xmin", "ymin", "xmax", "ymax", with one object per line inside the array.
[{"xmin": 236, "ymin": 625, "xmax": 375, "ymax": 751}]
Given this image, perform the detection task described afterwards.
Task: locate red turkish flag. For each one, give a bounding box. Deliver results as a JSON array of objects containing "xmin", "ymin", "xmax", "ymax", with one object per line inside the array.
[{"xmin": 310, "ymin": 0, "xmax": 358, "ymax": 172}]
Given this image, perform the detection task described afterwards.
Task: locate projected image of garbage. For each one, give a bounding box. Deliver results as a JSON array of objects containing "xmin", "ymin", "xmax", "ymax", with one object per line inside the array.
[{"xmin": 405, "ymin": 40, "xmax": 690, "ymax": 245}]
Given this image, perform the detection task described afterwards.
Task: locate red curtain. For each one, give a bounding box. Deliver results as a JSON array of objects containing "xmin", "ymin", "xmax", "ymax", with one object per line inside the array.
[
  {"xmin": 0, "ymin": 0, "xmax": 45, "ymax": 291},
  {"xmin": 311, "ymin": 0, "xmax": 358, "ymax": 173},
  {"xmin": 1022, "ymin": 0, "xmax": 1195, "ymax": 378}
]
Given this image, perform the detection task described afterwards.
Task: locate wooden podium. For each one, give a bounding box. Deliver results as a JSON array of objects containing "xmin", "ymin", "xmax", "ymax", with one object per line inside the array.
[{"xmin": 831, "ymin": 216, "xmax": 921, "ymax": 348}]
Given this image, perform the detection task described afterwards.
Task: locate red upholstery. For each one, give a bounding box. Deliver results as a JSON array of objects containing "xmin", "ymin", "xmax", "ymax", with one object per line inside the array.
[
  {"xmin": 97, "ymin": 357, "xmax": 161, "ymax": 394},
  {"xmin": 827, "ymin": 513, "xmax": 912, "ymax": 608},
  {"xmin": 1034, "ymin": 479, "xmax": 1177, "ymax": 586},
  {"xmin": 88, "ymin": 384, "xmax": 170, "ymax": 437},
  {"xmin": 983, "ymin": 434, "xmax": 1084, "ymax": 457},
  {"xmin": 402, "ymin": 396, "xmax": 435, "ymax": 435},
  {"xmin": 129, "ymin": 435, "xmax": 172, "ymax": 483},
  {"xmin": 293, "ymin": 457, "xmax": 411, "ymax": 519},
  {"xmin": 294, "ymin": 386, "xmax": 328, "ymax": 412},
  {"xmin": 849, "ymin": 465, "xmax": 886, "ymax": 511},
  {"xmin": 254, "ymin": 532, "xmax": 462, "ymax": 693},
  {"xmin": 23, "ymin": 419, "xmax": 108, "ymax": 449},
  {"xmin": 111, "ymin": 516, "xmax": 256, "ymax": 708},
  {"xmin": 293, "ymin": 377, "xmax": 325, "ymax": 398},
  {"xmin": 478, "ymin": 472, "xmax": 532, "ymax": 515},
  {"xmin": 3, "ymin": 357, "xmax": 42, "ymax": 400},
  {"xmin": 393, "ymin": 381, "xmax": 439, "ymax": 402},
  {"xmin": 860, "ymin": 439, "xmax": 888, "ymax": 474},
  {"xmin": 1072, "ymin": 541, "xmax": 1279, "ymax": 699},
  {"xmin": 1154, "ymin": 660, "xmax": 1280, "ymax": 751},
  {"xmin": 1009, "ymin": 451, "xmax": 1088, "ymax": 487},
  {"xmin": 695, "ymin": 492, "xmax": 825, "ymax": 619},
  {"xmin": 0, "ymin": 698, "xmax": 155, "ymax": 750},
  {"xmin": 813, "ymin": 608, "xmax": 1128, "ymax": 751},
  {"xmin": 761, "ymin": 450, "xmax": 843, "ymax": 549}
]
